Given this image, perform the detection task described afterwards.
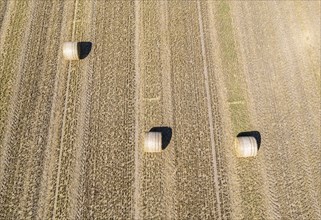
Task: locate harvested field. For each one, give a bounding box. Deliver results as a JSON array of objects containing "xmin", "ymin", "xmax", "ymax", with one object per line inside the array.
[{"xmin": 0, "ymin": 0, "xmax": 320, "ymax": 219}]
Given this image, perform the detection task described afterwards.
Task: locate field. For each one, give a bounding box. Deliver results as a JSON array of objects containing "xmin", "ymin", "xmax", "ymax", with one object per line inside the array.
[{"xmin": 0, "ymin": 0, "xmax": 320, "ymax": 219}]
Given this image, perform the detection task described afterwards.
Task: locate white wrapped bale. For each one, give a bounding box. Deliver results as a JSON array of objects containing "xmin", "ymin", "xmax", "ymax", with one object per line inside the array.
[
  {"xmin": 144, "ymin": 132, "xmax": 162, "ymax": 153},
  {"xmin": 235, "ymin": 136, "xmax": 258, "ymax": 157},
  {"xmin": 63, "ymin": 42, "xmax": 79, "ymax": 60}
]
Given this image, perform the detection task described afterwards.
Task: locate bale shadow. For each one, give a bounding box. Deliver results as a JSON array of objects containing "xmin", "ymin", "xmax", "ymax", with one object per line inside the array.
[
  {"xmin": 149, "ymin": 126, "xmax": 172, "ymax": 150},
  {"xmin": 77, "ymin": 42, "xmax": 92, "ymax": 59},
  {"xmin": 237, "ymin": 131, "xmax": 261, "ymax": 150}
]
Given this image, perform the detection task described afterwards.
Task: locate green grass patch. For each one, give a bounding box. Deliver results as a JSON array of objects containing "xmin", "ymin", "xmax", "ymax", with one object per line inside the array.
[{"xmin": 214, "ymin": 1, "xmax": 251, "ymax": 133}]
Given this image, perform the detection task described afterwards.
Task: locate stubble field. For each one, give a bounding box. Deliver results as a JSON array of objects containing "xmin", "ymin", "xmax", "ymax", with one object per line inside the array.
[{"xmin": 0, "ymin": 1, "xmax": 320, "ymax": 219}]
